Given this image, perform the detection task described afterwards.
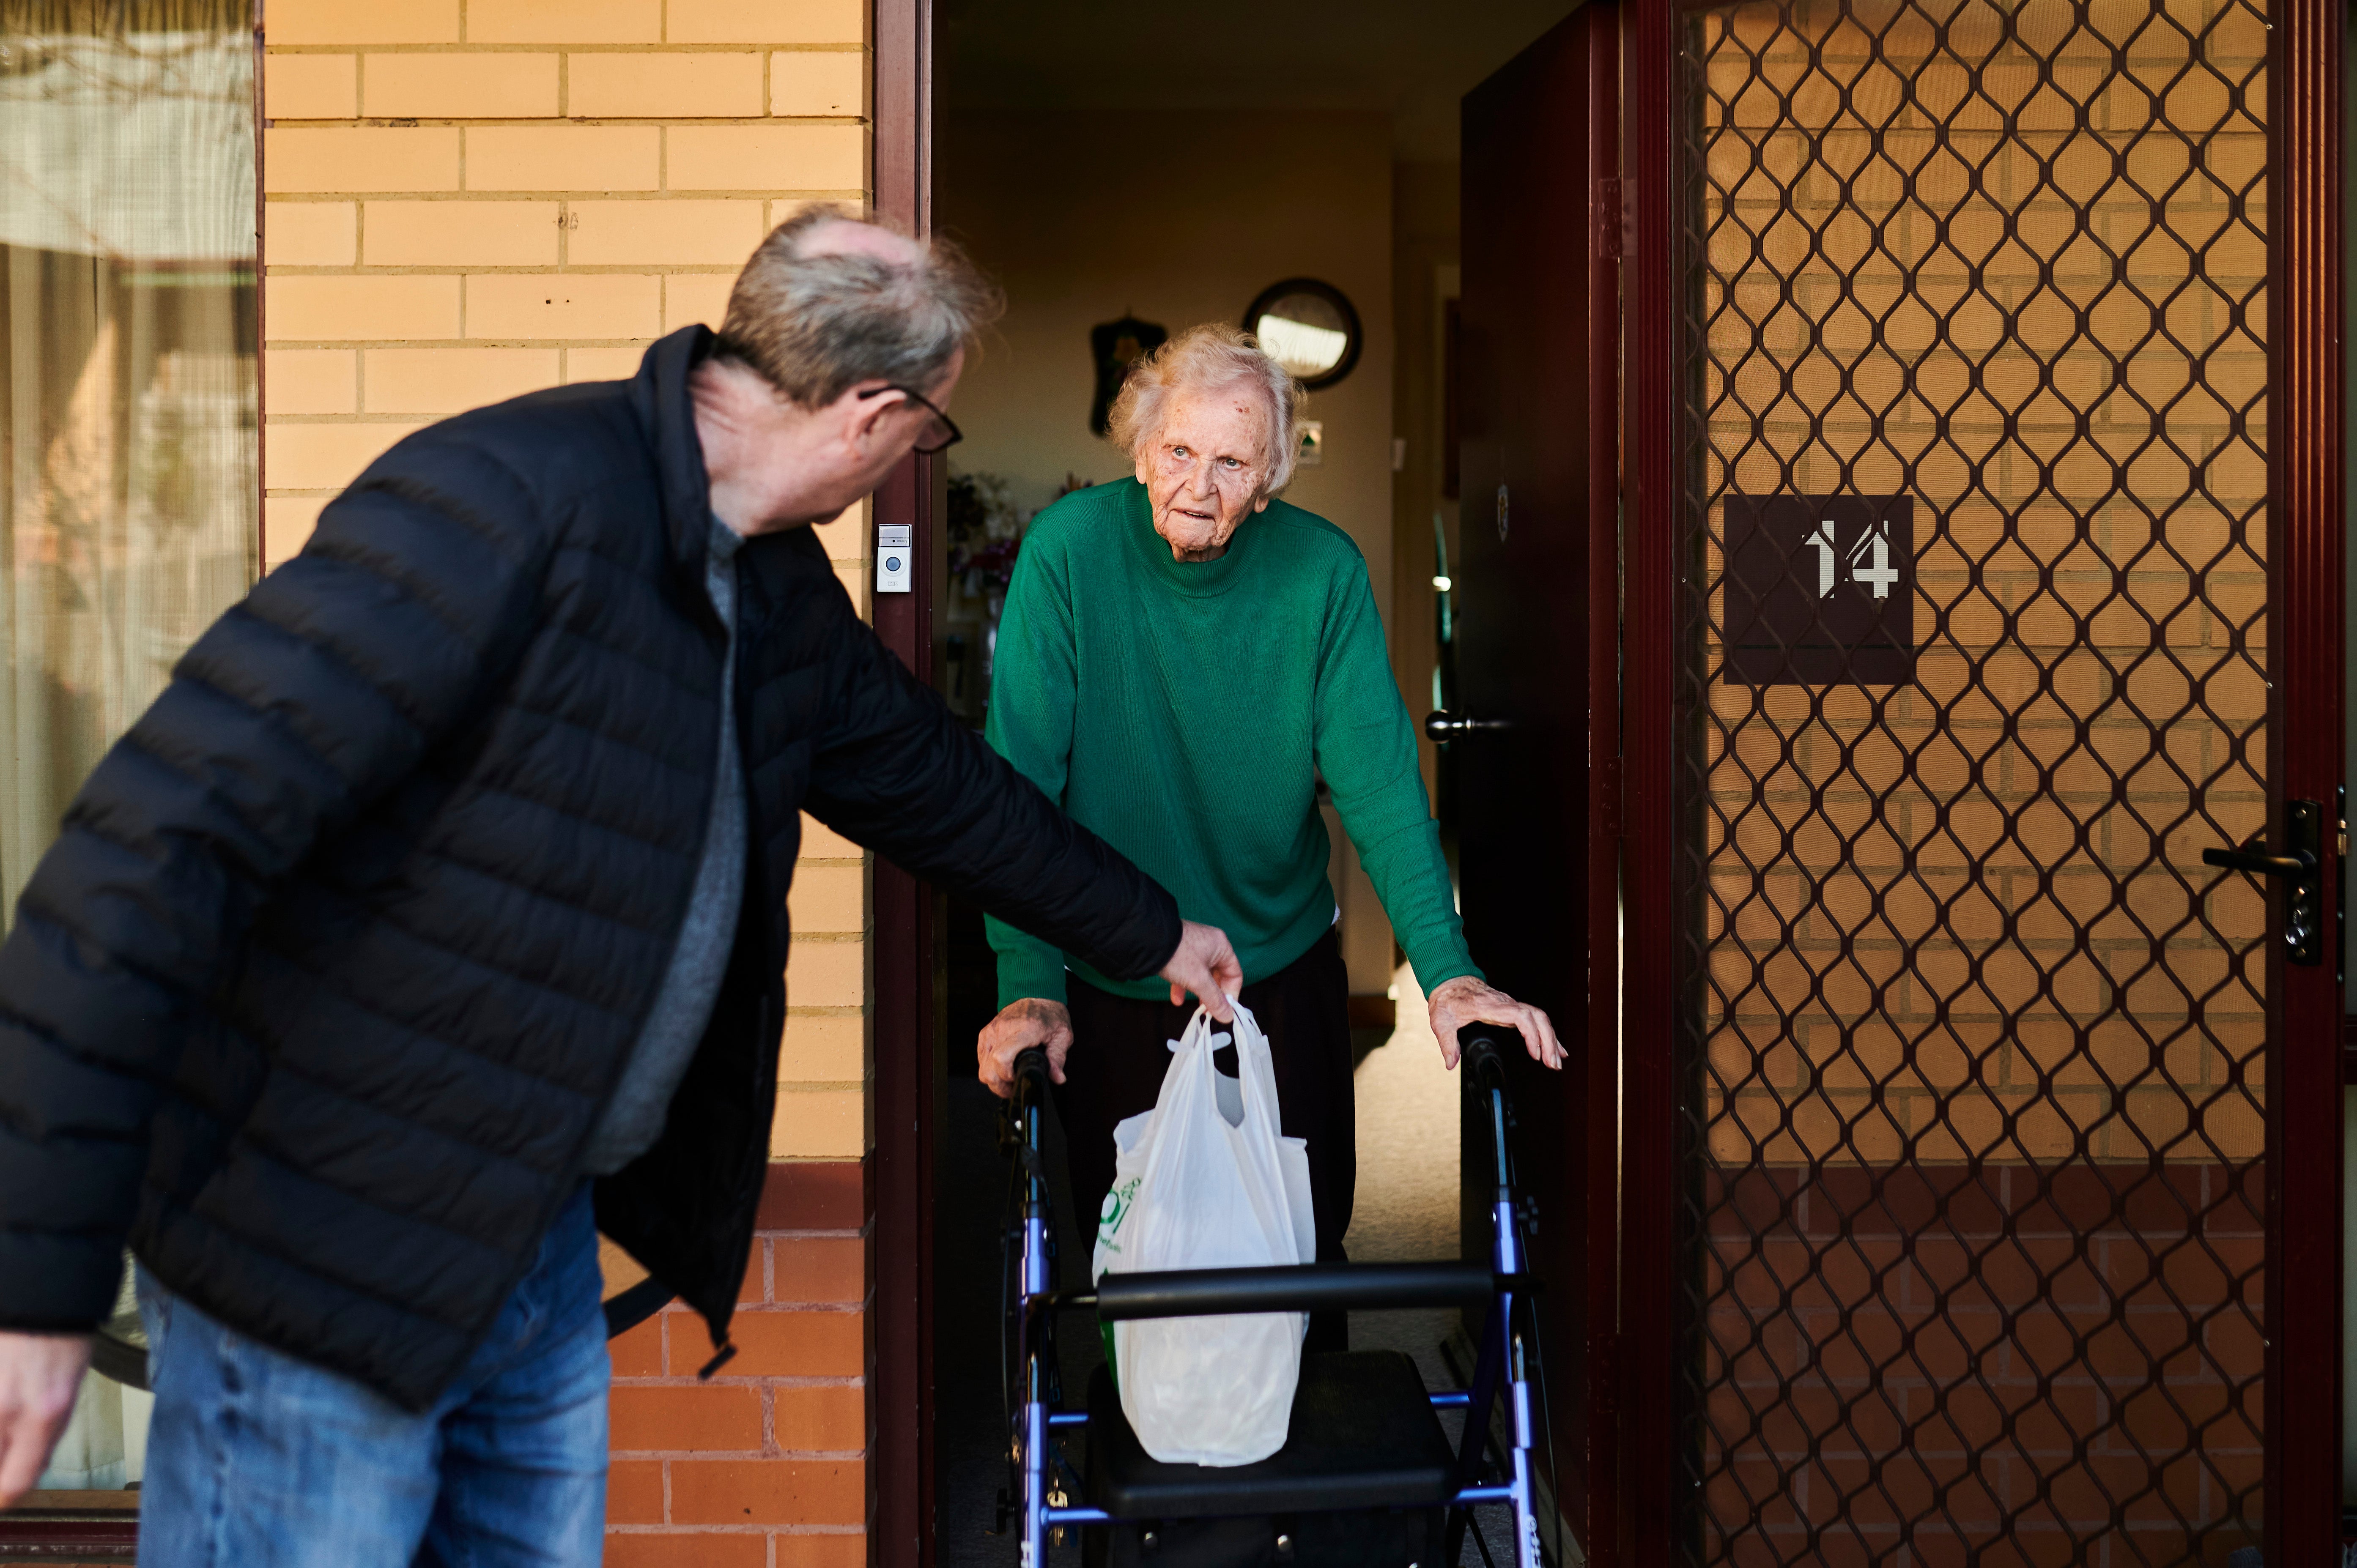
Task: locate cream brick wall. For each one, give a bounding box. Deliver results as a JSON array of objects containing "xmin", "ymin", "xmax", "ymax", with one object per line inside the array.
[{"xmin": 260, "ymin": 0, "xmax": 876, "ymax": 1162}]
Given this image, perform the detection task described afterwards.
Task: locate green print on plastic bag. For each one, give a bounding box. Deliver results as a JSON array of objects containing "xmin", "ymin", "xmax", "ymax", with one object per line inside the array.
[
  {"xmin": 1096, "ymin": 1177, "xmax": 1141, "ymax": 1393},
  {"xmin": 1097, "ymin": 1177, "xmax": 1140, "ymax": 1257}
]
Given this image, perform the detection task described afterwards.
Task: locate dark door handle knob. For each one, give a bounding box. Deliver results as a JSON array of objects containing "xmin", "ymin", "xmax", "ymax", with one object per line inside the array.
[
  {"xmin": 1425, "ymin": 710, "xmax": 1512, "ymax": 742},
  {"xmin": 2201, "ymin": 802, "xmax": 2328, "ymax": 966},
  {"xmin": 2201, "ymin": 837, "xmax": 2315, "ymax": 878}
]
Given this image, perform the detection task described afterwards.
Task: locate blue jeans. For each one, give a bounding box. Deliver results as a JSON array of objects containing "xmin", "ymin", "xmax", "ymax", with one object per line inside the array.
[{"xmin": 136, "ymin": 1185, "xmax": 608, "ymax": 1568}]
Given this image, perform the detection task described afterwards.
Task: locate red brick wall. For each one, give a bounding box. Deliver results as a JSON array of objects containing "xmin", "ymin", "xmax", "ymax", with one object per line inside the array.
[{"xmin": 607, "ymin": 1160, "xmax": 871, "ymax": 1567}]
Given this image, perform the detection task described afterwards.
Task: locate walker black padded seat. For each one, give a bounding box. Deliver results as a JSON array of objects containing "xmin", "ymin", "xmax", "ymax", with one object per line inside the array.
[{"xmin": 1080, "ymin": 1350, "xmax": 1454, "ymax": 1568}]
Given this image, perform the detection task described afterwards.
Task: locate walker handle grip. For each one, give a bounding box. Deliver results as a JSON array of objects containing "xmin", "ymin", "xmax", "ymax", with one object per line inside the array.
[
  {"xmin": 1459, "ymin": 1022, "xmax": 1515, "ymax": 1090},
  {"xmin": 1011, "ymin": 1046, "xmax": 1052, "ymax": 1110}
]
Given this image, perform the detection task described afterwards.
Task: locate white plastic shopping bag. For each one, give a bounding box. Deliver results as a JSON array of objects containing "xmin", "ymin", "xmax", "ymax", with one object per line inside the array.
[{"xmin": 1090, "ymin": 999, "xmax": 1315, "ymax": 1466}]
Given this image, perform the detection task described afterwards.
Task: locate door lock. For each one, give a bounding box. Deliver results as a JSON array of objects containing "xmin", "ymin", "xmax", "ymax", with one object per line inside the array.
[
  {"xmin": 2202, "ymin": 798, "xmax": 2325, "ymax": 966},
  {"xmin": 1424, "ymin": 710, "xmax": 1512, "ymax": 742}
]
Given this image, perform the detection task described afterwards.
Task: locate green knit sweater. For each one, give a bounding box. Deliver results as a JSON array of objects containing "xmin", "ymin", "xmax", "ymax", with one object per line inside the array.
[{"xmin": 985, "ymin": 478, "xmax": 1478, "ymax": 1007}]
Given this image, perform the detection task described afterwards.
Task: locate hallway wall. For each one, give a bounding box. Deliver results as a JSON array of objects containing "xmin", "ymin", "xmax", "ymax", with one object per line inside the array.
[
  {"xmin": 937, "ymin": 107, "xmax": 1402, "ymax": 993},
  {"xmin": 936, "ymin": 109, "xmax": 1395, "ymax": 608}
]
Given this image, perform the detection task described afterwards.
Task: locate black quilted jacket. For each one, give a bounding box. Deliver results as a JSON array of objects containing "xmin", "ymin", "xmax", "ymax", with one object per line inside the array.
[{"xmin": 0, "ymin": 326, "xmax": 1178, "ymax": 1410}]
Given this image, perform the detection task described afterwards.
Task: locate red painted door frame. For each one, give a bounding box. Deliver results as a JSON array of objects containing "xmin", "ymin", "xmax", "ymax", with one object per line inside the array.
[
  {"xmin": 1581, "ymin": 9, "xmax": 1628, "ymax": 1567},
  {"xmin": 1621, "ymin": 5, "xmax": 1682, "ymax": 1558},
  {"xmin": 869, "ymin": 0, "xmax": 937, "ymax": 1561},
  {"xmin": 1621, "ymin": 1, "xmax": 2347, "ymax": 1561},
  {"xmin": 2264, "ymin": 2, "xmax": 2345, "ymax": 1559}
]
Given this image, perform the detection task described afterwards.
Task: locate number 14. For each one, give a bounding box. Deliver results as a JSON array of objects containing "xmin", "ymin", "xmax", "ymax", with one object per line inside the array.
[{"xmin": 1812, "ymin": 521, "xmax": 1899, "ymax": 600}]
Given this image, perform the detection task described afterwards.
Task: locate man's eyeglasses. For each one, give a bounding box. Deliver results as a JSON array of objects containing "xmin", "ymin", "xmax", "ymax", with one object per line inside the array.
[{"xmin": 858, "ymin": 383, "xmax": 963, "ymax": 455}]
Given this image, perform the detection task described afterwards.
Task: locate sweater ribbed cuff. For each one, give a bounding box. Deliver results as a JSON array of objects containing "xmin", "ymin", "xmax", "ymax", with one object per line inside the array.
[{"xmin": 995, "ymin": 950, "xmax": 1071, "ymax": 1012}]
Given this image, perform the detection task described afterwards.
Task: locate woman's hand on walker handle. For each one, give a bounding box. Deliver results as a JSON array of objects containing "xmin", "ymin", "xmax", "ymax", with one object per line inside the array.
[
  {"xmin": 0, "ymin": 1329, "xmax": 91, "ymax": 1510},
  {"xmin": 1159, "ymin": 920, "xmax": 1242, "ymax": 1021},
  {"xmin": 978, "ymin": 998, "xmax": 1073, "ymax": 1099},
  {"xmin": 1428, "ymin": 976, "xmax": 1565, "ymax": 1072}
]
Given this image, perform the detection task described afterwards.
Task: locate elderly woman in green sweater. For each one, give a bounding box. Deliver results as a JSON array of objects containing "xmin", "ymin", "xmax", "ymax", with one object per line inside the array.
[{"xmin": 976, "ymin": 323, "xmax": 1558, "ymax": 1343}]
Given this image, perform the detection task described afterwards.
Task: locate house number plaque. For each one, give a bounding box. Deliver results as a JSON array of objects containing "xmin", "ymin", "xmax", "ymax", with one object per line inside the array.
[{"xmin": 1722, "ymin": 494, "xmax": 1915, "ymax": 686}]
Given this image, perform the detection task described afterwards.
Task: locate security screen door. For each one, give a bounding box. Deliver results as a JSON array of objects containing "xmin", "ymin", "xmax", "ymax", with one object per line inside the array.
[{"xmin": 1664, "ymin": 1, "xmax": 2314, "ymax": 1562}]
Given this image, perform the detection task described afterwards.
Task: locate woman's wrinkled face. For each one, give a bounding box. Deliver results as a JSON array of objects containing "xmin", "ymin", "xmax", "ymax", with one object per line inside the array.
[{"xmin": 1137, "ymin": 383, "xmax": 1273, "ymax": 562}]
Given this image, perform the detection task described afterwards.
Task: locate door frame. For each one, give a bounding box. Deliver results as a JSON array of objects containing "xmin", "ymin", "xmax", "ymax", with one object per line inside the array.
[
  {"xmin": 1620, "ymin": 3, "xmax": 2347, "ymax": 1563},
  {"xmin": 1622, "ymin": 4, "xmax": 1680, "ymax": 1557},
  {"xmin": 869, "ymin": 0, "xmax": 938, "ymax": 1562},
  {"xmin": 2265, "ymin": 0, "xmax": 2345, "ymax": 1555}
]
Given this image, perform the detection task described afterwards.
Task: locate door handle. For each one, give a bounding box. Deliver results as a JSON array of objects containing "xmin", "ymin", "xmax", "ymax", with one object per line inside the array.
[
  {"xmin": 2201, "ymin": 799, "xmax": 2325, "ymax": 965},
  {"xmin": 2201, "ymin": 841, "xmax": 2313, "ymax": 879},
  {"xmin": 1425, "ymin": 710, "xmax": 1512, "ymax": 742}
]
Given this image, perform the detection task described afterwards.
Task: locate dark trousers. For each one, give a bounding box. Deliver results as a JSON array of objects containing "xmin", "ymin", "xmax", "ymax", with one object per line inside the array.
[{"xmin": 1059, "ymin": 928, "xmax": 1354, "ymax": 1351}]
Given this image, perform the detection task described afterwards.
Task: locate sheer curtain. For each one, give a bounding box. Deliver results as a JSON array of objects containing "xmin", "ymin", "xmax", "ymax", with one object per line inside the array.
[{"xmin": 0, "ymin": 0, "xmax": 257, "ymax": 1494}]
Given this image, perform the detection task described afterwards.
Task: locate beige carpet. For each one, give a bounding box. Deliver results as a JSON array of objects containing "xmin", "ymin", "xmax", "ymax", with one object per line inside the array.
[
  {"xmin": 1346, "ymin": 964, "xmax": 1574, "ymax": 1567},
  {"xmin": 1345, "ymin": 962, "xmax": 1461, "ymax": 1268}
]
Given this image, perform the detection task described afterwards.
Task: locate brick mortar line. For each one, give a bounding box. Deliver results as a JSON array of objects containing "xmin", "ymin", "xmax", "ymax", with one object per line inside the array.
[
  {"xmin": 751, "ymin": 1229, "xmax": 873, "ymax": 1243},
  {"xmin": 616, "ymin": 1377, "xmax": 866, "ymax": 1388},
  {"xmin": 603, "ymin": 1525, "xmax": 866, "ymax": 1534},
  {"xmin": 258, "ymin": 338, "xmax": 723, "ymax": 348},
  {"xmin": 254, "ymin": 413, "xmax": 850, "ymax": 435},
  {"xmin": 610, "ymin": 1449, "xmax": 867, "ymax": 1460},
  {"xmin": 265, "ymin": 265, "xmax": 764, "ymax": 273},
  {"xmin": 263, "ymin": 199, "xmax": 857, "ymax": 211},
  {"xmin": 267, "ymin": 190, "xmax": 862, "ymax": 198},
  {"xmin": 267, "ymin": 43, "xmax": 869, "ymax": 54},
  {"xmin": 776, "ymin": 1081, "xmax": 862, "ymax": 1093},
  {"xmin": 689, "ymin": 1300, "xmax": 868, "ymax": 1314},
  {"xmin": 266, "ymin": 115, "xmax": 867, "ymax": 126}
]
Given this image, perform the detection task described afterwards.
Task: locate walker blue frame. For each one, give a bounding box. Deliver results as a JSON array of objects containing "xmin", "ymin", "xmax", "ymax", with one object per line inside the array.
[{"xmin": 1003, "ymin": 1026, "xmax": 1549, "ymax": 1567}]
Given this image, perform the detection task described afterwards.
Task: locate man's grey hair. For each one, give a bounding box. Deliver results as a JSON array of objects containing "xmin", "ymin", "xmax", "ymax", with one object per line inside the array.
[
  {"xmin": 1107, "ymin": 323, "xmax": 1307, "ymax": 494},
  {"xmin": 716, "ymin": 205, "xmax": 1002, "ymax": 408}
]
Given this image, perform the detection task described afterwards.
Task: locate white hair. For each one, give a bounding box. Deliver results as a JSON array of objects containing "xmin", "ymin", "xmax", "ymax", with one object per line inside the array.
[{"xmin": 1106, "ymin": 323, "xmax": 1307, "ymax": 493}]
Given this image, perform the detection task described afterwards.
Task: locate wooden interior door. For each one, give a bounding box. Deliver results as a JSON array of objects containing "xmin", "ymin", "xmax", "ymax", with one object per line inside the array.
[{"xmin": 1453, "ymin": 6, "xmax": 1624, "ymax": 1560}]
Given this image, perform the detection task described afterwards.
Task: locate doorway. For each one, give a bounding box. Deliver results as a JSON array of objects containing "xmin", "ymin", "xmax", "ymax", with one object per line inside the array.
[
  {"xmin": 892, "ymin": 1, "xmax": 2351, "ymax": 1563},
  {"xmin": 920, "ymin": 2, "xmax": 1584, "ymax": 1563}
]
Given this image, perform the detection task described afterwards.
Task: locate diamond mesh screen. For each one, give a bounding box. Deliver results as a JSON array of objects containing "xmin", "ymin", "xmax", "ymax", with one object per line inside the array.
[{"xmin": 1670, "ymin": 1, "xmax": 2273, "ymax": 1563}]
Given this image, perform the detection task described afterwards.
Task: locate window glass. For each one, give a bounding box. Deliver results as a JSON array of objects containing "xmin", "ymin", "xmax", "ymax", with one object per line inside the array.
[{"xmin": 0, "ymin": 0, "xmax": 257, "ymax": 1495}]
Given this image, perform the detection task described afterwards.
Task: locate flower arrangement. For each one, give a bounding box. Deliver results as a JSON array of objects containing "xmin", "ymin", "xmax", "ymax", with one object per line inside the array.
[{"xmin": 945, "ymin": 470, "xmax": 1025, "ymax": 599}]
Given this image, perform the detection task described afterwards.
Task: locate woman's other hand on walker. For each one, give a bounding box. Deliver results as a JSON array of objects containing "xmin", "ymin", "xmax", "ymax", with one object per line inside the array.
[
  {"xmin": 977, "ymin": 998, "xmax": 1073, "ymax": 1099},
  {"xmin": 1427, "ymin": 976, "xmax": 1564, "ymax": 1073}
]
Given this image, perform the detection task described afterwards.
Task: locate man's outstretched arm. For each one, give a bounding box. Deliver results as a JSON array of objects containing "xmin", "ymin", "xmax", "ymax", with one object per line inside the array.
[{"xmin": 802, "ymin": 604, "xmax": 1233, "ymax": 1010}]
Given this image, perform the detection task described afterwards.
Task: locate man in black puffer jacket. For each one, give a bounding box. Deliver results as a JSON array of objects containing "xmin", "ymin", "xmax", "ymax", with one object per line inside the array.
[{"xmin": 0, "ymin": 209, "xmax": 1239, "ymax": 1563}]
